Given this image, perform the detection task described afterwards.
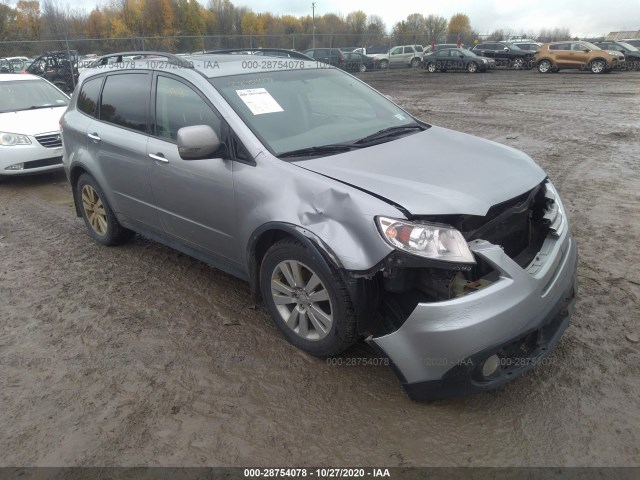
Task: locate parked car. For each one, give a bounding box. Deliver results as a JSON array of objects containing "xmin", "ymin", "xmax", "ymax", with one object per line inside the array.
[
  {"xmin": 0, "ymin": 74, "xmax": 68, "ymax": 177},
  {"xmin": 301, "ymin": 48, "xmax": 345, "ymax": 67},
  {"xmin": 61, "ymin": 51, "xmax": 577, "ymax": 401},
  {"xmin": 23, "ymin": 50, "xmax": 79, "ymax": 93},
  {"xmin": 592, "ymin": 41, "xmax": 640, "ymax": 70},
  {"xmin": 512, "ymin": 42, "xmax": 542, "ymax": 52},
  {"xmin": 0, "ymin": 58, "xmax": 14, "ymax": 73},
  {"xmin": 424, "ymin": 48, "xmax": 496, "ymax": 73},
  {"xmin": 375, "ymin": 45, "xmax": 423, "ymax": 69},
  {"xmin": 471, "ymin": 42, "xmax": 534, "ymax": 69},
  {"xmin": 534, "ymin": 41, "xmax": 625, "ymax": 73},
  {"xmin": 364, "ymin": 45, "xmax": 389, "ymax": 56},
  {"xmin": 342, "ymin": 52, "xmax": 376, "ymax": 72},
  {"xmin": 621, "ymin": 39, "xmax": 640, "ymax": 49}
]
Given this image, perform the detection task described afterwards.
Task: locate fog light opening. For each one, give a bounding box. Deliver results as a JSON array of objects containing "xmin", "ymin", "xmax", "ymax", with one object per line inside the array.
[
  {"xmin": 5, "ymin": 163, "xmax": 24, "ymax": 171},
  {"xmin": 482, "ymin": 354, "xmax": 501, "ymax": 378}
]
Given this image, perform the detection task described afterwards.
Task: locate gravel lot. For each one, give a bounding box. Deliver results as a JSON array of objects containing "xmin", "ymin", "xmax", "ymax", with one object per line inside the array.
[{"xmin": 1, "ymin": 68, "xmax": 639, "ymax": 467}]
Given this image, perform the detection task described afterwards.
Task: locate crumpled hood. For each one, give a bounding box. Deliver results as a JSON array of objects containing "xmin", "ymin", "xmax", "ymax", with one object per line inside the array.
[
  {"xmin": 295, "ymin": 125, "xmax": 546, "ymax": 216},
  {"xmin": 0, "ymin": 107, "xmax": 67, "ymax": 136}
]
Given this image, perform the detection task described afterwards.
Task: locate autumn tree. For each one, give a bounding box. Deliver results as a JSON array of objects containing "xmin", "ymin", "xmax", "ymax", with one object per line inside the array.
[
  {"xmin": 15, "ymin": 0, "xmax": 41, "ymax": 39},
  {"xmin": 345, "ymin": 10, "xmax": 366, "ymax": 45},
  {"xmin": 405, "ymin": 13, "xmax": 425, "ymax": 42},
  {"xmin": 0, "ymin": 3, "xmax": 18, "ymax": 39},
  {"xmin": 448, "ymin": 13, "xmax": 471, "ymax": 37},
  {"xmin": 365, "ymin": 14, "xmax": 386, "ymax": 46}
]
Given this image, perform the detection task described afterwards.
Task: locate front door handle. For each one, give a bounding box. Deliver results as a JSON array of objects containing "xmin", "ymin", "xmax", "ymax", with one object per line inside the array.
[
  {"xmin": 87, "ymin": 132, "xmax": 100, "ymax": 142},
  {"xmin": 149, "ymin": 153, "xmax": 169, "ymax": 164}
]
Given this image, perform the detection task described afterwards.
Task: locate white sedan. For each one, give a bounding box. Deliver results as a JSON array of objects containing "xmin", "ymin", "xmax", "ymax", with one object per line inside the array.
[{"xmin": 0, "ymin": 74, "xmax": 69, "ymax": 177}]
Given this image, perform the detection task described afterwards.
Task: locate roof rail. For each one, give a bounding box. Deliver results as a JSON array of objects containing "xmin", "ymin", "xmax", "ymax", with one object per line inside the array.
[{"xmin": 90, "ymin": 51, "xmax": 193, "ymax": 68}]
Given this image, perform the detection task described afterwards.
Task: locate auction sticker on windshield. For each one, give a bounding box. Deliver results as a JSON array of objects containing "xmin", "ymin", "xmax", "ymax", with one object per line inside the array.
[{"xmin": 236, "ymin": 88, "xmax": 284, "ymax": 115}]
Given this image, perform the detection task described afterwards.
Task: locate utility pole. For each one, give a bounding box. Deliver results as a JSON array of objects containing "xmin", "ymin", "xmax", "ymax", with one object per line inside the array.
[{"xmin": 312, "ymin": 2, "xmax": 316, "ymax": 49}]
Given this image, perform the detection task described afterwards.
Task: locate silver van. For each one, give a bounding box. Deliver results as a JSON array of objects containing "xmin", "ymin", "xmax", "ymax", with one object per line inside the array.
[{"xmin": 61, "ymin": 52, "xmax": 577, "ymax": 400}]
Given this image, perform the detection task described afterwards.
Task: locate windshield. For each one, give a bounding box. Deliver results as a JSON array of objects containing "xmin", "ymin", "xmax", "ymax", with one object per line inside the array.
[
  {"xmin": 503, "ymin": 42, "xmax": 525, "ymax": 51},
  {"xmin": 582, "ymin": 42, "xmax": 601, "ymax": 50},
  {"xmin": 0, "ymin": 79, "xmax": 69, "ymax": 113},
  {"xmin": 367, "ymin": 46, "xmax": 389, "ymax": 54},
  {"xmin": 619, "ymin": 42, "xmax": 640, "ymax": 52},
  {"xmin": 210, "ymin": 68, "xmax": 424, "ymax": 157}
]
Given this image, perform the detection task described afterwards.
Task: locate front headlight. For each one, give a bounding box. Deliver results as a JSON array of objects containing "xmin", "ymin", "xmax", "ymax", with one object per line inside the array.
[
  {"xmin": 377, "ymin": 217, "xmax": 475, "ymax": 264},
  {"xmin": 0, "ymin": 132, "xmax": 31, "ymax": 146}
]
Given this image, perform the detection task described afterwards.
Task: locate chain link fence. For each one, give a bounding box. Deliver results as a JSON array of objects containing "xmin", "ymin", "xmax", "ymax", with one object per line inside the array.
[{"xmin": 0, "ymin": 32, "xmax": 481, "ymax": 57}]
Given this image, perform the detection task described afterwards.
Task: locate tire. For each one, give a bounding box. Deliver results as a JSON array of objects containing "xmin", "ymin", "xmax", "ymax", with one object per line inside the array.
[
  {"xmin": 538, "ymin": 59, "xmax": 552, "ymax": 73},
  {"xmin": 511, "ymin": 57, "xmax": 525, "ymax": 69},
  {"xmin": 260, "ymin": 238, "xmax": 357, "ymax": 357},
  {"xmin": 378, "ymin": 59, "xmax": 389, "ymax": 70},
  {"xmin": 358, "ymin": 63, "xmax": 366, "ymax": 72},
  {"xmin": 426, "ymin": 61, "xmax": 437, "ymax": 73},
  {"xmin": 467, "ymin": 62, "xmax": 478, "ymax": 73},
  {"xmin": 590, "ymin": 59, "xmax": 606, "ymax": 73},
  {"xmin": 76, "ymin": 174, "xmax": 134, "ymax": 246},
  {"xmin": 410, "ymin": 58, "xmax": 420, "ymax": 68}
]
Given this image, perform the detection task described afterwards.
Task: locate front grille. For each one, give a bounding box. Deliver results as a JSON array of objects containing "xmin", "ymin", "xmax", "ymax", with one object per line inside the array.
[
  {"xmin": 24, "ymin": 157, "xmax": 63, "ymax": 169},
  {"xmin": 34, "ymin": 132, "xmax": 62, "ymax": 148}
]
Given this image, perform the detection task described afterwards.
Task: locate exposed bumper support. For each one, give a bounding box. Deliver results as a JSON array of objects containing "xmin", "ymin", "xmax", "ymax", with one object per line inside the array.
[{"xmin": 368, "ymin": 231, "xmax": 578, "ymax": 401}]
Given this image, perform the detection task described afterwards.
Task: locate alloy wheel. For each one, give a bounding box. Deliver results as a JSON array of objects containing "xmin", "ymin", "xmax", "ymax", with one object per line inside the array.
[
  {"xmin": 270, "ymin": 260, "xmax": 333, "ymax": 341},
  {"xmin": 81, "ymin": 185, "xmax": 108, "ymax": 235}
]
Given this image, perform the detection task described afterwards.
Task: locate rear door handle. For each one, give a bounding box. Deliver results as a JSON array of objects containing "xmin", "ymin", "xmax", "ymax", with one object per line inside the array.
[
  {"xmin": 87, "ymin": 133, "xmax": 100, "ymax": 142},
  {"xmin": 149, "ymin": 153, "xmax": 169, "ymax": 164}
]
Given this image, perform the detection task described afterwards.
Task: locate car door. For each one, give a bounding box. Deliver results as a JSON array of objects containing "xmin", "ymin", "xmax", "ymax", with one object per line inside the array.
[
  {"xmin": 553, "ymin": 43, "xmax": 573, "ymax": 67},
  {"xmin": 147, "ymin": 73, "xmax": 239, "ymax": 263},
  {"xmin": 389, "ymin": 46, "xmax": 404, "ymax": 67},
  {"xmin": 89, "ymin": 71, "xmax": 162, "ymax": 233}
]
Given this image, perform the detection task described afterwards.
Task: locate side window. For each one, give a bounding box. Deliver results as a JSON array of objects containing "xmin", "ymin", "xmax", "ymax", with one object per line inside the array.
[
  {"xmin": 77, "ymin": 76, "xmax": 103, "ymax": 118},
  {"xmin": 391, "ymin": 47, "xmax": 402, "ymax": 55},
  {"xmin": 572, "ymin": 43, "xmax": 586, "ymax": 51},
  {"xmin": 403, "ymin": 47, "xmax": 413, "ymax": 54},
  {"xmin": 100, "ymin": 73, "xmax": 150, "ymax": 133},
  {"xmin": 155, "ymin": 76, "xmax": 221, "ymax": 142}
]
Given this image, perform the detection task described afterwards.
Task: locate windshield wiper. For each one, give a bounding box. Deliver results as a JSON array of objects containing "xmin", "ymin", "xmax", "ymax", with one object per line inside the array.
[
  {"xmin": 28, "ymin": 105, "xmax": 57, "ymax": 110},
  {"xmin": 354, "ymin": 124, "xmax": 425, "ymax": 145},
  {"xmin": 278, "ymin": 143, "xmax": 361, "ymax": 159}
]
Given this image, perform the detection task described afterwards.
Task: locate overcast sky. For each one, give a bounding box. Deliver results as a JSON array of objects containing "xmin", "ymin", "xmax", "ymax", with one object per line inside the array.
[{"xmin": 6, "ymin": 0, "xmax": 640, "ymax": 37}]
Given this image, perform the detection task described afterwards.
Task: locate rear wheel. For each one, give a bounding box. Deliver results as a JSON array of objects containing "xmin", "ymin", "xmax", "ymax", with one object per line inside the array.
[
  {"xmin": 260, "ymin": 239, "xmax": 357, "ymax": 357},
  {"xmin": 467, "ymin": 62, "xmax": 478, "ymax": 73},
  {"xmin": 77, "ymin": 174, "xmax": 134, "ymax": 245},
  {"xmin": 378, "ymin": 59, "xmax": 388, "ymax": 70},
  {"xmin": 410, "ymin": 58, "xmax": 420, "ymax": 68},
  {"xmin": 538, "ymin": 59, "xmax": 552, "ymax": 73}
]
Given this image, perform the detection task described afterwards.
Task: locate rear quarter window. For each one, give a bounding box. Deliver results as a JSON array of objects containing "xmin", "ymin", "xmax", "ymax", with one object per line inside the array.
[{"xmin": 77, "ymin": 76, "xmax": 103, "ymax": 118}]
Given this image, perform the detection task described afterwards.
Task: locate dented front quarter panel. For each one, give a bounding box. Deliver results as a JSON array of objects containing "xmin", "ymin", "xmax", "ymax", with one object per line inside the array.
[{"xmin": 234, "ymin": 151, "xmax": 403, "ymax": 271}]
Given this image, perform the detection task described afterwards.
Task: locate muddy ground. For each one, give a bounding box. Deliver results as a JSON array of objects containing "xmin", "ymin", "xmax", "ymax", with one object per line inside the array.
[{"xmin": 1, "ymin": 69, "xmax": 639, "ymax": 467}]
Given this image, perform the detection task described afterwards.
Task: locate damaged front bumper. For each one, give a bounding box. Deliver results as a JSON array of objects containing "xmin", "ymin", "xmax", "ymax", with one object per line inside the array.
[{"xmin": 368, "ymin": 228, "xmax": 578, "ymax": 401}]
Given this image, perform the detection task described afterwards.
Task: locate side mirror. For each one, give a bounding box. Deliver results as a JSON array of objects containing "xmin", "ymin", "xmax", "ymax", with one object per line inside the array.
[
  {"xmin": 177, "ymin": 125, "xmax": 222, "ymax": 160},
  {"xmin": 583, "ymin": 49, "xmax": 590, "ymax": 53},
  {"xmin": 503, "ymin": 47, "xmax": 510, "ymax": 51}
]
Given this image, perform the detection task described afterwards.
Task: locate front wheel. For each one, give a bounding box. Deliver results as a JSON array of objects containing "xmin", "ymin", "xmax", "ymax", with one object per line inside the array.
[
  {"xmin": 426, "ymin": 61, "xmax": 437, "ymax": 73},
  {"xmin": 359, "ymin": 63, "xmax": 367, "ymax": 72},
  {"xmin": 260, "ymin": 239, "xmax": 357, "ymax": 357},
  {"xmin": 77, "ymin": 174, "xmax": 134, "ymax": 245},
  {"xmin": 467, "ymin": 62, "xmax": 478, "ymax": 73},
  {"xmin": 511, "ymin": 58, "xmax": 525, "ymax": 69},
  {"xmin": 591, "ymin": 59, "xmax": 606, "ymax": 73}
]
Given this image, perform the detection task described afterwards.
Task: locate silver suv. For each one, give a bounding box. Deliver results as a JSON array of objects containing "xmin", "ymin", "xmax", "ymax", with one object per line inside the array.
[{"xmin": 61, "ymin": 52, "xmax": 577, "ymax": 400}]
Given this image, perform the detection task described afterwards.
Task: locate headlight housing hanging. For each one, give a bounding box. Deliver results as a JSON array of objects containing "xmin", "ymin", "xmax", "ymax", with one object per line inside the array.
[{"xmin": 376, "ymin": 216, "xmax": 475, "ymax": 264}]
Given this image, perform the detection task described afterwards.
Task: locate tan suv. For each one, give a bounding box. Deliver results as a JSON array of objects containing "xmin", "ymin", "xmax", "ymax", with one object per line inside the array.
[{"xmin": 535, "ymin": 41, "xmax": 625, "ymax": 73}]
